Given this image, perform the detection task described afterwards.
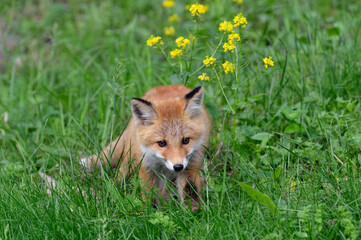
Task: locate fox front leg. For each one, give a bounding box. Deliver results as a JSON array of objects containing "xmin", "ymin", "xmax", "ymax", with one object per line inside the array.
[
  {"xmin": 187, "ymin": 169, "xmax": 203, "ymax": 211},
  {"xmin": 176, "ymin": 169, "xmax": 203, "ymax": 211},
  {"xmin": 138, "ymin": 167, "xmax": 157, "ymax": 204}
]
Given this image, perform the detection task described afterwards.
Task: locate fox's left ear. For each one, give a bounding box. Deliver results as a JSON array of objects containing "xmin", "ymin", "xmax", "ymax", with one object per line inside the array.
[
  {"xmin": 131, "ymin": 98, "xmax": 158, "ymax": 125},
  {"xmin": 184, "ymin": 86, "xmax": 204, "ymax": 118}
]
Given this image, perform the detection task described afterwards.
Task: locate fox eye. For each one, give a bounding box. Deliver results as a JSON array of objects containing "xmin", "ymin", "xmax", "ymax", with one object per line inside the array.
[
  {"xmin": 157, "ymin": 140, "xmax": 167, "ymax": 147},
  {"xmin": 182, "ymin": 137, "xmax": 190, "ymax": 145}
]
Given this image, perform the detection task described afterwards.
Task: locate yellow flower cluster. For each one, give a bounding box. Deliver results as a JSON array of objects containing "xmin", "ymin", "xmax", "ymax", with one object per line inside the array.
[
  {"xmin": 219, "ymin": 13, "xmax": 247, "ymax": 52},
  {"xmin": 203, "ymin": 56, "xmax": 216, "ymax": 67},
  {"xmin": 165, "ymin": 26, "xmax": 175, "ymax": 36},
  {"xmin": 175, "ymin": 37, "xmax": 190, "ymax": 49},
  {"xmin": 228, "ymin": 32, "xmax": 240, "ymax": 42},
  {"xmin": 198, "ymin": 72, "xmax": 210, "ymax": 81},
  {"xmin": 170, "ymin": 49, "xmax": 183, "ymax": 59},
  {"xmin": 168, "ymin": 14, "xmax": 179, "ymax": 22},
  {"xmin": 219, "ymin": 13, "xmax": 247, "ymax": 32},
  {"xmin": 169, "ymin": 37, "xmax": 191, "ymax": 59},
  {"xmin": 163, "ymin": 0, "xmax": 175, "ymax": 8},
  {"xmin": 189, "ymin": 3, "xmax": 208, "ymax": 16},
  {"xmin": 222, "ymin": 61, "xmax": 235, "ymax": 74},
  {"xmin": 263, "ymin": 56, "xmax": 274, "ymax": 68},
  {"xmin": 147, "ymin": 35, "xmax": 163, "ymax": 47},
  {"xmin": 219, "ymin": 21, "xmax": 234, "ymax": 32},
  {"xmin": 223, "ymin": 41, "xmax": 236, "ymax": 52},
  {"xmin": 233, "ymin": 13, "xmax": 248, "ymax": 28}
]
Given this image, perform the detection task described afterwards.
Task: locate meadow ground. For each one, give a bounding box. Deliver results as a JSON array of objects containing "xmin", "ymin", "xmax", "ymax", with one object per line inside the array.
[{"xmin": 1, "ymin": 0, "xmax": 361, "ymax": 239}]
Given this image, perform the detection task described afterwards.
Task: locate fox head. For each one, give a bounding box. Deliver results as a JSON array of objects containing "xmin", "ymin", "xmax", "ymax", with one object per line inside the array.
[{"xmin": 130, "ymin": 86, "xmax": 207, "ymax": 173}]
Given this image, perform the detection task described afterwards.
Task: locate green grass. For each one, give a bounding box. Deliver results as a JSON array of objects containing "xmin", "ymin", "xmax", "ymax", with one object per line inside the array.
[{"xmin": 1, "ymin": 0, "xmax": 361, "ymax": 239}]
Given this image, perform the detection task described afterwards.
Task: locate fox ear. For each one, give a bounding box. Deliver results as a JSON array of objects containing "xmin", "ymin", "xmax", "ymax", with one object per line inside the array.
[
  {"xmin": 131, "ymin": 98, "xmax": 158, "ymax": 125},
  {"xmin": 184, "ymin": 86, "xmax": 204, "ymax": 118}
]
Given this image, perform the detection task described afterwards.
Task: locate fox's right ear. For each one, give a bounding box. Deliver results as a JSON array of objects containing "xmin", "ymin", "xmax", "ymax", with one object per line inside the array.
[
  {"xmin": 131, "ymin": 98, "xmax": 158, "ymax": 125},
  {"xmin": 184, "ymin": 86, "xmax": 204, "ymax": 118}
]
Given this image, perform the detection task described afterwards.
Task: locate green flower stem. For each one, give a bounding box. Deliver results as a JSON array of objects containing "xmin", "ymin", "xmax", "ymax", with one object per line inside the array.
[
  {"xmin": 234, "ymin": 27, "xmax": 243, "ymax": 102},
  {"xmin": 158, "ymin": 45, "xmax": 182, "ymax": 82},
  {"xmin": 184, "ymin": 16, "xmax": 199, "ymax": 85},
  {"xmin": 189, "ymin": 34, "xmax": 225, "ymax": 78},
  {"xmin": 244, "ymin": 69, "xmax": 262, "ymax": 100},
  {"xmin": 213, "ymin": 67, "xmax": 235, "ymax": 114},
  {"xmin": 188, "ymin": 16, "xmax": 199, "ymax": 71},
  {"xmin": 233, "ymin": 28, "xmax": 242, "ymax": 141}
]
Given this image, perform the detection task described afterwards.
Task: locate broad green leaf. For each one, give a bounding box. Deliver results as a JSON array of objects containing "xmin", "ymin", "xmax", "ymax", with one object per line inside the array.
[
  {"xmin": 235, "ymin": 181, "xmax": 276, "ymax": 213},
  {"xmin": 251, "ymin": 132, "xmax": 273, "ymax": 147},
  {"xmin": 281, "ymin": 107, "xmax": 300, "ymax": 120},
  {"xmin": 285, "ymin": 122, "xmax": 306, "ymax": 134},
  {"xmin": 295, "ymin": 231, "xmax": 308, "ymax": 238},
  {"xmin": 169, "ymin": 74, "xmax": 181, "ymax": 85},
  {"xmin": 251, "ymin": 132, "xmax": 273, "ymax": 141}
]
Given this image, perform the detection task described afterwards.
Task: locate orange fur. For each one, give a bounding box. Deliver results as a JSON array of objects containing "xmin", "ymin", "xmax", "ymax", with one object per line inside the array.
[{"xmin": 83, "ymin": 85, "xmax": 211, "ymax": 209}]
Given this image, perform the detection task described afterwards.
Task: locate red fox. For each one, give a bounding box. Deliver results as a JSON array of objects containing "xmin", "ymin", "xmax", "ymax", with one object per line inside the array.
[{"xmin": 81, "ymin": 85, "xmax": 211, "ymax": 209}]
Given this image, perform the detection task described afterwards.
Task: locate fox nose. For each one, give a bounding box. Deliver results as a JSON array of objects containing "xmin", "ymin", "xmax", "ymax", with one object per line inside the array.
[{"xmin": 173, "ymin": 164, "xmax": 184, "ymax": 172}]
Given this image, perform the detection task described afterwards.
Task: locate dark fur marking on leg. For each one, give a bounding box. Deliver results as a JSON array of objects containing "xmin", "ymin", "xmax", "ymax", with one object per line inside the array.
[{"xmin": 185, "ymin": 183, "xmax": 199, "ymax": 202}]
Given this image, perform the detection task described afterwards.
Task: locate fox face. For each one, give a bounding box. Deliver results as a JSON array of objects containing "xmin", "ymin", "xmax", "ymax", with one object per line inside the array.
[{"xmin": 131, "ymin": 86, "xmax": 206, "ymax": 173}]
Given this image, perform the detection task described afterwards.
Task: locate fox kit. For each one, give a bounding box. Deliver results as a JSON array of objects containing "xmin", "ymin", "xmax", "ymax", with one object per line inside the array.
[{"xmin": 82, "ymin": 85, "xmax": 211, "ymax": 208}]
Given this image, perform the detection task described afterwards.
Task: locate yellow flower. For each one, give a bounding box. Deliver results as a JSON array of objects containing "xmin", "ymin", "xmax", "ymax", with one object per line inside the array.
[
  {"xmin": 233, "ymin": 13, "xmax": 248, "ymax": 28},
  {"xmin": 165, "ymin": 26, "xmax": 175, "ymax": 36},
  {"xmin": 198, "ymin": 73, "xmax": 210, "ymax": 81},
  {"xmin": 228, "ymin": 32, "xmax": 240, "ymax": 42},
  {"xmin": 222, "ymin": 61, "xmax": 235, "ymax": 74},
  {"xmin": 175, "ymin": 37, "xmax": 190, "ymax": 49},
  {"xmin": 263, "ymin": 56, "xmax": 274, "ymax": 68},
  {"xmin": 170, "ymin": 49, "xmax": 183, "ymax": 59},
  {"xmin": 147, "ymin": 35, "xmax": 163, "ymax": 47},
  {"xmin": 223, "ymin": 41, "xmax": 236, "ymax": 52},
  {"xmin": 233, "ymin": 0, "xmax": 243, "ymax": 4},
  {"xmin": 189, "ymin": 3, "xmax": 208, "ymax": 16},
  {"xmin": 168, "ymin": 14, "xmax": 180, "ymax": 22},
  {"xmin": 203, "ymin": 56, "xmax": 216, "ymax": 67},
  {"xmin": 163, "ymin": 0, "xmax": 175, "ymax": 8},
  {"xmin": 219, "ymin": 21, "xmax": 234, "ymax": 32}
]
